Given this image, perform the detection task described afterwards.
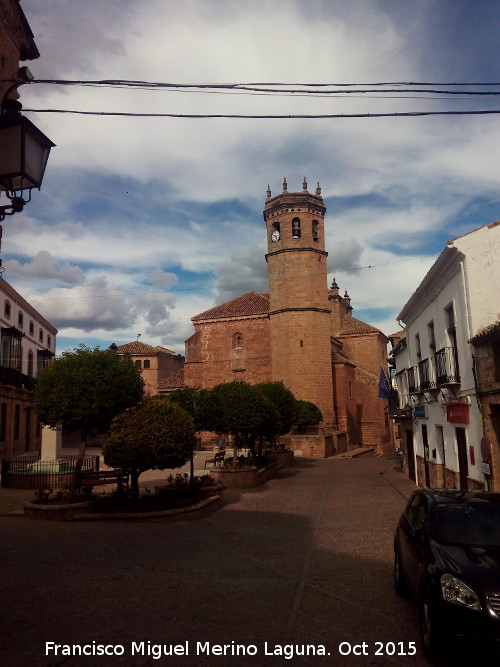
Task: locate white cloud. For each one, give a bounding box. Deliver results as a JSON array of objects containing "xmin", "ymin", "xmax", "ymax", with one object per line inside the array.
[
  {"xmin": 4, "ymin": 251, "xmax": 85, "ymax": 285},
  {"xmin": 6, "ymin": 0, "xmax": 498, "ymax": 353}
]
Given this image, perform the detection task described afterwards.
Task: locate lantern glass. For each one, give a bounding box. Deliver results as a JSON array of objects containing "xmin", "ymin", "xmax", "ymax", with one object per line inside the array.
[{"xmin": 0, "ymin": 116, "xmax": 55, "ymax": 193}]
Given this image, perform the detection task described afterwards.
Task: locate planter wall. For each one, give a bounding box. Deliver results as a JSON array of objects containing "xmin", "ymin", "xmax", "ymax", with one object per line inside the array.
[
  {"xmin": 23, "ymin": 493, "xmax": 223, "ymax": 522},
  {"xmin": 281, "ymin": 434, "xmax": 335, "ymax": 458},
  {"xmin": 270, "ymin": 449, "xmax": 294, "ymax": 469},
  {"xmin": 24, "ymin": 500, "xmax": 93, "ymax": 521},
  {"xmin": 210, "ymin": 459, "xmax": 278, "ymax": 488}
]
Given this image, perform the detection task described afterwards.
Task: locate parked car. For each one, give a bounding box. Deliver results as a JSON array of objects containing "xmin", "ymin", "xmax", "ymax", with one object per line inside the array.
[{"xmin": 394, "ymin": 489, "xmax": 500, "ymax": 661}]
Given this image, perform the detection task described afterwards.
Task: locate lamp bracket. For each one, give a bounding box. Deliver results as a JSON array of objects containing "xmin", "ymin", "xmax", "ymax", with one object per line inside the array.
[{"xmin": 0, "ymin": 193, "xmax": 28, "ymax": 222}]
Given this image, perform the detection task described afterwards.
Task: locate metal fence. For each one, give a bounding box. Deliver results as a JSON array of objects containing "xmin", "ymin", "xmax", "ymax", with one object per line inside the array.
[{"xmin": 0, "ymin": 453, "xmax": 100, "ymax": 489}]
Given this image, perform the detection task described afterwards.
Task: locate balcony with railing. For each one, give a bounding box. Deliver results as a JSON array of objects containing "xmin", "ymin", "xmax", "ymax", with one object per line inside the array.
[
  {"xmin": 407, "ymin": 366, "xmax": 419, "ymax": 393},
  {"xmin": 0, "ymin": 365, "xmax": 34, "ymax": 390},
  {"xmin": 418, "ymin": 357, "xmax": 436, "ymax": 390},
  {"xmin": 434, "ymin": 347, "xmax": 460, "ymax": 386}
]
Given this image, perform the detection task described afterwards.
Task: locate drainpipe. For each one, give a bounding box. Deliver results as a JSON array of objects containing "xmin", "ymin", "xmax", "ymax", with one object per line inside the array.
[{"xmin": 459, "ymin": 261, "xmax": 473, "ymax": 341}]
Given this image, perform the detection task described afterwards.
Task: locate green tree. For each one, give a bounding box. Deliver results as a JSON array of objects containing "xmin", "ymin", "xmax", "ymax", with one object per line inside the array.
[
  {"xmin": 254, "ymin": 381, "xmax": 297, "ymax": 445},
  {"xmin": 167, "ymin": 386, "xmax": 211, "ymax": 431},
  {"xmin": 103, "ymin": 397, "xmax": 196, "ymax": 500},
  {"xmin": 294, "ymin": 400, "xmax": 323, "ymax": 433},
  {"xmin": 34, "ymin": 345, "xmax": 145, "ymax": 498},
  {"xmin": 205, "ymin": 381, "xmax": 278, "ymax": 466}
]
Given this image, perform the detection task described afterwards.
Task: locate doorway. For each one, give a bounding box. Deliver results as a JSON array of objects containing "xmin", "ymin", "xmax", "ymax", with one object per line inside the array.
[
  {"xmin": 422, "ymin": 424, "xmax": 430, "ymax": 487},
  {"xmin": 405, "ymin": 428, "xmax": 416, "ymax": 482},
  {"xmin": 456, "ymin": 427, "xmax": 468, "ymax": 489}
]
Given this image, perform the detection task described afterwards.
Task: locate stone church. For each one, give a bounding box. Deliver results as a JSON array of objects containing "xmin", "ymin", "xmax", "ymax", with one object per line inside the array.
[{"xmin": 183, "ymin": 179, "xmax": 391, "ymax": 455}]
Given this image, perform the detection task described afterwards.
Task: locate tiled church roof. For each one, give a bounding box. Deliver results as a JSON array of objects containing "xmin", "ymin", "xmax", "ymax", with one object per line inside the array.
[
  {"xmin": 192, "ymin": 291, "xmax": 270, "ymax": 321},
  {"xmin": 340, "ymin": 316, "xmax": 383, "ymax": 336},
  {"xmin": 116, "ymin": 341, "xmax": 176, "ymax": 355},
  {"xmin": 158, "ymin": 368, "xmax": 185, "ymax": 389}
]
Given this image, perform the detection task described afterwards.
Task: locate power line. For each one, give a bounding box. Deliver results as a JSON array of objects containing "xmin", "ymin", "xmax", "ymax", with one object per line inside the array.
[
  {"xmin": 11, "ymin": 78, "xmax": 500, "ymax": 96},
  {"xmin": 22, "ymin": 108, "xmax": 500, "ymax": 119}
]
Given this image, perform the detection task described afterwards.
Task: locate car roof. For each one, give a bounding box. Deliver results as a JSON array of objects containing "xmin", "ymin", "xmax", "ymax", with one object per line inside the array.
[{"xmin": 413, "ymin": 489, "xmax": 500, "ymax": 504}]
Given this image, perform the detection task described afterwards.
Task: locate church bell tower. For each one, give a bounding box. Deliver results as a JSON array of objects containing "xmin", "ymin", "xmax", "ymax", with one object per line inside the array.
[{"xmin": 264, "ymin": 178, "xmax": 334, "ymax": 426}]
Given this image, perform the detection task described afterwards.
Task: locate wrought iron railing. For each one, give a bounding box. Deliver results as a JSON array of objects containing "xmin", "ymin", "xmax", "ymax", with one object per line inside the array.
[
  {"xmin": 0, "ymin": 366, "xmax": 35, "ymax": 389},
  {"xmin": 0, "ymin": 453, "xmax": 99, "ymax": 489},
  {"xmin": 418, "ymin": 357, "xmax": 436, "ymax": 390},
  {"xmin": 434, "ymin": 347, "xmax": 460, "ymax": 385},
  {"xmin": 407, "ymin": 366, "xmax": 419, "ymax": 393}
]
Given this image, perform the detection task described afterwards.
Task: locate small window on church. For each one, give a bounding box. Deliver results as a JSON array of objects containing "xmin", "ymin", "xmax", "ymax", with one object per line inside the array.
[
  {"xmin": 312, "ymin": 220, "xmax": 319, "ymax": 241},
  {"xmin": 135, "ymin": 360, "xmax": 142, "ymax": 369},
  {"xmin": 144, "ymin": 359, "xmax": 150, "ymax": 369},
  {"xmin": 232, "ymin": 332, "xmax": 244, "ymax": 348},
  {"xmin": 292, "ymin": 217, "xmax": 301, "ymax": 239}
]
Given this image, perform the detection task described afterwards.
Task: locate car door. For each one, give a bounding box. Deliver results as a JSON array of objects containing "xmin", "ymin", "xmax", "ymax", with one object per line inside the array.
[{"xmin": 399, "ymin": 494, "xmax": 430, "ymax": 596}]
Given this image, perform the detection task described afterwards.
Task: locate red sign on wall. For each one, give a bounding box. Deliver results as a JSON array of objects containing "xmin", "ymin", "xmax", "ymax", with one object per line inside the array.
[{"xmin": 446, "ymin": 402, "xmax": 469, "ymax": 424}]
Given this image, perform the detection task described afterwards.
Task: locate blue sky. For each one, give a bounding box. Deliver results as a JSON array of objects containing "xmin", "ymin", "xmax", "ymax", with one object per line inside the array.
[{"xmin": 2, "ymin": 0, "xmax": 499, "ymax": 355}]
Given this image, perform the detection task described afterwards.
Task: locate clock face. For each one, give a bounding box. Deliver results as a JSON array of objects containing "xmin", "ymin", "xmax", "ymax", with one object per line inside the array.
[{"xmin": 271, "ymin": 230, "xmax": 280, "ymax": 242}]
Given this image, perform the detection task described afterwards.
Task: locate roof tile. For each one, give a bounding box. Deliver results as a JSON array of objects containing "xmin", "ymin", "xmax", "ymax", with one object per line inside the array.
[{"xmin": 192, "ymin": 292, "xmax": 269, "ymax": 321}]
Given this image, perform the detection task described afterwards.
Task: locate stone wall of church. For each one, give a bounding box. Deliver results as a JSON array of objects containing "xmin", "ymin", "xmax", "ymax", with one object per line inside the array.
[
  {"xmin": 184, "ymin": 315, "xmax": 271, "ymax": 389},
  {"xmin": 332, "ymin": 362, "xmax": 358, "ymax": 446}
]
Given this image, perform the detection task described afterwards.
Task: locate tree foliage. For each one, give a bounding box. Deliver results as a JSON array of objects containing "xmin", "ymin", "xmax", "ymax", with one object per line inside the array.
[
  {"xmin": 102, "ymin": 396, "xmax": 196, "ymax": 499},
  {"xmin": 204, "ymin": 382, "xmax": 276, "ymax": 444},
  {"xmin": 34, "ymin": 345, "xmax": 145, "ymax": 436},
  {"xmin": 254, "ymin": 381, "xmax": 297, "ymax": 443},
  {"xmin": 167, "ymin": 386, "xmax": 211, "ymax": 432},
  {"xmin": 294, "ymin": 400, "xmax": 323, "ymax": 430}
]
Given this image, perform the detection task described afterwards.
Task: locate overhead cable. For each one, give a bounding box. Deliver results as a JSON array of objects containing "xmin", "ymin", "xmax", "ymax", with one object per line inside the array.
[{"xmin": 22, "ymin": 108, "xmax": 500, "ymax": 119}]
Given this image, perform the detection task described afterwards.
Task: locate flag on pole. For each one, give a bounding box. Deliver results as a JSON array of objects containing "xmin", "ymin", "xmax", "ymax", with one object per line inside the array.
[{"xmin": 378, "ymin": 367, "xmax": 391, "ymax": 399}]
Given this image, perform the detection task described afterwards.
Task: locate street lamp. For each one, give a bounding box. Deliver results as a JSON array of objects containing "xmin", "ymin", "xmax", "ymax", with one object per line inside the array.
[{"xmin": 0, "ymin": 98, "xmax": 55, "ymax": 222}]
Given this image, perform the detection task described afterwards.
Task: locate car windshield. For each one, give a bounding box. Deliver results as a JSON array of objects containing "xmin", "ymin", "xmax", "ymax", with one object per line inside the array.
[{"xmin": 436, "ymin": 500, "xmax": 500, "ymax": 546}]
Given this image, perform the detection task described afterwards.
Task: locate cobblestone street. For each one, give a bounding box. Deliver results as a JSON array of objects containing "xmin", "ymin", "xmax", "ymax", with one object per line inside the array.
[{"xmin": 1, "ymin": 456, "xmax": 497, "ymax": 666}]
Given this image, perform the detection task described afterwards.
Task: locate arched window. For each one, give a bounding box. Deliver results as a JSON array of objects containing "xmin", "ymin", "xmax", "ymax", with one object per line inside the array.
[
  {"xmin": 18, "ymin": 311, "xmax": 24, "ymax": 328},
  {"xmin": 29, "ymin": 321, "xmax": 34, "ymax": 336},
  {"xmin": 232, "ymin": 332, "xmax": 244, "ymax": 348},
  {"xmin": 28, "ymin": 350, "xmax": 34, "ymax": 378},
  {"xmin": 292, "ymin": 217, "xmax": 301, "ymax": 238},
  {"xmin": 4, "ymin": 300, "xmax": 11, "ymax": 318}
]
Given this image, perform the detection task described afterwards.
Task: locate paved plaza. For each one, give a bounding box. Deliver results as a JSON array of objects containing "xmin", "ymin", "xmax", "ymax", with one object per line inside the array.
[{"xmin": 1, "ymin": 455, "xmax": 497, "ymax": 666}]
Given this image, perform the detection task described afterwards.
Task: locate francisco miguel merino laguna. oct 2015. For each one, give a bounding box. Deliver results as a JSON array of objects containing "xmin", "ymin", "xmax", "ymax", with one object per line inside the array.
[{"xmin": 45, "ymin": 640, "xmax": 329, "ymax": 659}]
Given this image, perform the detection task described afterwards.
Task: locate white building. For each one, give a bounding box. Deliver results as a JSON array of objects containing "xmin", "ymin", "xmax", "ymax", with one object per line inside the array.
[
  {"xmin": 0, "ymin": 278, "xmax": 57, "ymax": 458},
  {"xmin": 392, "ymin": 221, "xmax": 500, "ymax": 490}
]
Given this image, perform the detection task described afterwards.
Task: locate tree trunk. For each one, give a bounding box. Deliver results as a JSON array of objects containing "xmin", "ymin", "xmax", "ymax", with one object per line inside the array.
[
  {"xmin": 67, "ymin": 427, "xmax": 87, "ymax": 502},
  {"xmin": 130, "ymin": 469, "xmax": 140, "ymax": 501},
  {"xmin": 231, "ymin": 432, "xmax": 238, "ymax": 468}
]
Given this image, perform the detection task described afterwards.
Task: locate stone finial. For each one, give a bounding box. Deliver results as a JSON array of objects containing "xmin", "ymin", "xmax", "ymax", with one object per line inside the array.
[
  {"xmin": 282, "ymin": 177, "xmax": 288, "ymax": 191},
  {"xmin": 316, "ymin": 182, "xmax": 322, "ymax": 196},
  {"xmin": 266, "ymin": 184, "xmax": 271, "ymax": 199},
  {"xmin": 329, "ymin": 278, "xmax": 339, "ymax": 296},
  {"xmin": 303, "ymin": 177, "xmax": 308, "ymax": 191},
  {"xmin": 344, "ymin": 289, "xmax": 351, "ymax": 304}
]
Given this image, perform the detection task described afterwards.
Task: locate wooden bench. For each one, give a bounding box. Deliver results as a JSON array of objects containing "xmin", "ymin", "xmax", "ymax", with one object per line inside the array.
[
  {"xmin": 204, "ymin": 451, "xmax": 226, "ymax": 469},
  {"xmin": 79, "ymin": 469, "xmax": 128, "ymax": 491}
]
